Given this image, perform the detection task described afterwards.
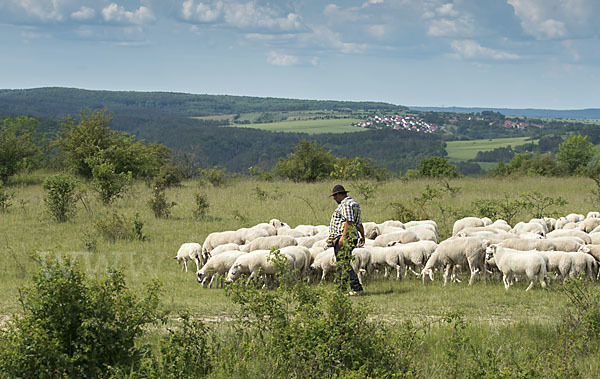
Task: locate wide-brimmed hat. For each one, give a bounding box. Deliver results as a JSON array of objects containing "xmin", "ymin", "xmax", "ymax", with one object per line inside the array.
[{"xmin": 329, "ymin": 184, "xmax": 348, "ymax": 197}]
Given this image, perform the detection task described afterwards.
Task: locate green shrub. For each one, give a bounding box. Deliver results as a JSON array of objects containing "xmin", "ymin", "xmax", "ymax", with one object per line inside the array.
[
  {"xmin": 0, "ymin": 181, "xmax": 13, "ymax": 213},
  {"xmin": 147, "ymin": 184, "xmax": 176, "ymax": 219},
  {"xmin": 193, "ymin": 192, "xmax": 210, "ymax": 219},
  {"xmin": 90, "ymin": 158, "xmax": 132, "ymax": 204},
  {"xmin": 95, "ymin": 212, "xmax": 146, "ymax": 242},
  {"xmin": 274, "ymin": 139, "xmax": 336, "ymax": 182},
  {"xmin": 0, "ymin": 116, "xmax": 41, "ymax": 182},
  {"xmin": 42, "ymin": 173, "xmax": 78, "ymax": 222},
  {"xmin": 198, "ymin": 166, "xmax": 229, "ymax": 187},
  {"xmin": 0, "ymin": 258, "xmax": 164, "ymax": 378},
  {"xmin": 419, "ymin": 156, "xmax": 461, "ymax": 178}
]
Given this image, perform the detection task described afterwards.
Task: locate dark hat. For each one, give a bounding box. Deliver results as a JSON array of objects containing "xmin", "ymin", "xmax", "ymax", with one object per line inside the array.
[{"xmin": 330, "ymin": 184, "xmax": 348, "ymax": 197}]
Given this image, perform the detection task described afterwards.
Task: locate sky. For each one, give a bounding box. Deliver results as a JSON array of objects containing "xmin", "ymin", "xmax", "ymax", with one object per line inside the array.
[{"xmin": 1, "ymin": 0, "xmax": 599, "ymax": 109}]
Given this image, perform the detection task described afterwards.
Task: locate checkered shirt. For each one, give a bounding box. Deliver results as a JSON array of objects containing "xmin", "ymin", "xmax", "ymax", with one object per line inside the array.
[{"xmin": 329, "ymin": 196, "xmax": 362, "ymax": 240}]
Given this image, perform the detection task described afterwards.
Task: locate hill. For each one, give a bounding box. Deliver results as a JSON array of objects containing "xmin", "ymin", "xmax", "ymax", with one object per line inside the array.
[{"xmin": 409, "ymin": 106, "xmax": 600, "ymax": 120}]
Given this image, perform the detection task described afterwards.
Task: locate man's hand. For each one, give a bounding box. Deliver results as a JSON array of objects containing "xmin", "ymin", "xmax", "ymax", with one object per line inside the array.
[{"xmin": 358, "ymin": 236, "xmax": 365, "ymax": 247}]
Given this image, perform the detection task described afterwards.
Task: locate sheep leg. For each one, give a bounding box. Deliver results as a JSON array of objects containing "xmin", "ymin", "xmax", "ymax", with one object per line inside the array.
[
  {"xmin": 194, "ymin": 258, "xmax": 200, "ymax": 273},
  {"xmin": 525, "ymin": 280, "xmax": 535, "ymax": 291},
  {"xmin": 396, "ymin": 265, "xmax": 402, "ymax": 280},
  {"xmin": 443, "ymin": 265, "xmax": 452, "ymax": 286},
  {"xmin": 502, "ymin": 273, "xmax": 511, "ymax": 290},
  {"xmin": 208, "ymin": 274, "xmax": 215, "ymax": 289}
]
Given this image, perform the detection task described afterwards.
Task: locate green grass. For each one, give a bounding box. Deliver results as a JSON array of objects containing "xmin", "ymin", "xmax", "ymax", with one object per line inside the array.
[
  {"xmin": 230, "ymin": 118, "xmax": 364, "ymax": 134},
  {"xmin": 446, "ymin": 136, "xmax": 536, "ymax": 161}
]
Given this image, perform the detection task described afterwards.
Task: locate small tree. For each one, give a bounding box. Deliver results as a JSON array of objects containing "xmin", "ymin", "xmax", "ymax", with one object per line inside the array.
[
  {"xmin": 0, "ymin": 116, "xmax": 40, "ymax": 182},
  {"xmin": 274, "ymin": 139, "xmax": 336, "ymax": 182},
  {"xmin": 557, "ymin": 135, "xmax": 594, "ymax": 174},
  {"xmin": 42, "ymin": 173, "xmax": 78, "ymax": 222},
  {"xmin": 418, "ymin": 156, "xmax": 461, "ymax": 178},
  {"xmin": 90, "ymin": 159, "xmax": 132, "ymax": 204}
]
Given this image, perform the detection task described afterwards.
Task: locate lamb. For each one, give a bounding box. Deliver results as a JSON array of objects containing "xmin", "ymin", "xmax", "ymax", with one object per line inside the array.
[
  {"xmin": 240, "ymin": 227, "xmax": 272, "ymax": 244},
  {"xmin": 547, "ymin": 229, "xmax": 592, "ymax": 244},
  {"xmin": 202, "ymin": 230, "xmax": 245, "ymax": 259},
  {"xmin": 269, "ymin": 218, "xmax": 289, "ymax": 230},
  {"xmin": 293, "ymin": 224, "xmax": 317, "ymax": 237},
  {"xmin": 566, "ymin": 213, "xmax": 585, "ymax": 223},
  {"xmin": 240, "ymin": 235, "xmax": 297, "ymax": 252},
  {"xmin": 279, "ymin": 245, "xmax": 311, "ymax": 278},
  {"xmin": 555, "ymin": 217, "xmax": 569, "ymax": 230},
  {"xmin": 296, "ymin": 235, "xmax": 326, "ymax": 249},
  {"xmin": 421, "ymin": 237, "xmax": 487, "ymax": 286},
  {"xmin": 379, "ymin": 220, "xmax": 405, "ymax": 231},
  {"xmin": 485, "ymin": 244, "xmax": 548, "ymax": 291},
  {"xmin": 373, "ymin": 230, "xmax": 418, "ymax": 246},
  {"xmin": 587, "ymin": 211, "xmax": 600, "ymax": 219},
  {"xmin": 567, "ymin": 252, "xmax": 598, "ymax": 281},
  {"xmin": 174, "ymin": 243, "xmax": 202, "ymax": 273},
  {"xmin": 490, "ymin": 220, "xmax": 512, "ymax": 232},
  {"xmin": 538, "ymin": 251, "xmax": 573, "ymax": 282},
  {"xmin": 499, "ymin": 238, "xmax": 556, "ymax": 252},
  {"xmin": 226, "ymin": 249, "xmax": 294, "ymax": 285},
  {"xmin": 350, "ymin": 248, "xmax": 372, "ymax": 284},
  {"xmin": 405, "ymin": 225, "xmax": 438, "ymax": 243},
  {"xmin": 310, "ymin": 249, "xmax": 336, "ymax": 283},
  {"xmin": 453, "ymin": 217, "xmax": 485, "ymax": 236},
  {"xmin": 197, "ymin": 250, "xmax": 246, "ymax": 288},
  {"xmin": 276, "ymin": 227, "xmax": 306, "ymax": 238},
  {"xmin": 388, "ymin": 240, "xmax": 438, "ymax": 277}
]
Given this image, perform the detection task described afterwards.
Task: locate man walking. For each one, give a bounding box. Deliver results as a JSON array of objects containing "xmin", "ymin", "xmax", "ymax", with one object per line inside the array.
[{"xmin": 327, "ymin": 184, "xmax": 365, "ymax": 296}]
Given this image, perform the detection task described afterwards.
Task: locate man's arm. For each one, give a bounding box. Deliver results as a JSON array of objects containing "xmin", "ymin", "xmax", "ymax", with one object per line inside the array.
[{"xmin": 357, "ymin": 223, "xmax": 365, "ymax": 247}]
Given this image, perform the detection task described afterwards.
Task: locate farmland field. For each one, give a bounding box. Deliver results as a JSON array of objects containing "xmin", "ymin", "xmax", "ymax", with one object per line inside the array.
[
  {"xmin": 230, "ymin": 117, "xmax": 364, "ymax": 134},
  {"xmin": 446, "ymin": 136, "xmax": 536, "ymax": 161},
  {"xmin": 2, "ymin": 173, "xmax": 600, "ymax": 376}
]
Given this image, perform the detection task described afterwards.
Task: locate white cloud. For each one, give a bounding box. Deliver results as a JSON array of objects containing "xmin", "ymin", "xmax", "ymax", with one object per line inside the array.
[
  {"xmin": 71, "ymin": 6, "xmax": 96, "ymax": 21},
  {"xmin": 182, "ymin": 0, "xmax": 303, "ymax": 32},
  {"xmin": 102, "ymin": 3, "xmax": 156, "ymax": 25},
  {"xmin": 267, "ymin": 51, "xmax": 299, "ymax": 66},
  {"xmin": 506, "ymin": 0, "xmax": 588, "ymax": 39},
  {"xmin": 427, "ymin": 17, "xmax": 474, "ymax": 37},
  {"xmin": 368, "ymin": 24, "xmax": 386, "ymax": 38},
  {"xmin": 362, "ymin": 0, "xmax": 384, "ymax": 8},
  {"xmin": 436, "ymin": 3, "xmax": 458, "ymax": 17},
  {"xmin": 7, "ymin": 0, "xmax": 66, "ymax": 22},
  {"xmin": 451, "ymin": 39, "xmax": 520, "ymax": 60},
  {"xmin": 305, "ymin": 26, "xmax": 368, "ymax": 54}
]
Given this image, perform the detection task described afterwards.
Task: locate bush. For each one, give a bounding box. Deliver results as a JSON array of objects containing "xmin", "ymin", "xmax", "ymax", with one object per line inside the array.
[
  {"xmin": 90, "ymin": 158, "xmax": 132, "ymax": 204},
  {"xmin": 95, "ymin": 212, "xmax": 146, "ymax": 242},
  {"xmin": 331, "ymin": 157, "xmax": 390, "ymax": 181},
  {"xmin": 0, "ymin": 116, "xmax": 41, "ymax": 182},
  {"xmin": 193, "ymin": 192, "xmax": 210, "ymax": 219},
  {"xmin": 274, "ymin": 139, "xmax": 336, "ymax": 182},
  {"xmin": 419, "ymin": 156, "xmax": 461, "ymax": 178},
  {"xmin": 198, "ymin": 166, "xmax": 229, "ymax": 187},
  {"xmin": 42, "ymin": 173, "xmax": 79, "ymax": 222},
  {"xmin": 0, "ymin": 181, "xmax": 13, "ymax": 213},
  {"xmin": 147, "ymin": 183, "xmax": 176, "ymax": 219},
  {"xmin": 0, "ymin": 258, "xmax": 164, "ymax": 378}
]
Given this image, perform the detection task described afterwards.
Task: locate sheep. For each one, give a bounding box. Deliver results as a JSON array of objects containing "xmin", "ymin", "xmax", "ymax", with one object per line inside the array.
[
  {"xmin": 269, "ymin": 218, "xmax": 289, "ymax": 230},
  {"xmin": 296, "ymin": 235, "xmax": 325, "ymax": 249},
  {"xmin": 587, "ymin": 211, "xmax": 600, "ymax": 219},
  {"xmin": 562, "ymin": 222, "xmax": 580, "ymax": 230},
  {"xmin": 210, "ymin": 243, "xmax": 242, "ymax": 256},
  {"xmin": 490, "ymin": 220, "xmax": 512, "ymax": 232},
  {"xmin": 457, "ymin": 226, "xmax": 509, "ymax": 237},
  {"xmin": 555, "ymin": 217, "xmax": 569, "ymax": 230},
  {"xmin": 567, "ymin": 252, "xmax": 598, "ymax": 281},
  {"xmin": 546, "ymin": 237, "xmax": 584, "ymax": 252},
  {"xmin": 202, "ymin": 230, "xmax": 245, "ymax": 259},
  {"xmin": 452, "ymin": 217, "xmax": 486, "ymax": 236},
  {"xmin": 240, "ymin": 235, "xmax": 297, "ymax": 252},
  {"xmin": 528, "ymin": 218, "xmax": 550, "ymax": 234},
  {"xmin": 481, "ymin": 217, "xmax": 493, "ymax": 226},
  {"xmin": 363, "ymin": 246, "xmax": 405, "ymax": 279},
  {"xmin": 404, "ymin": 220, "xmax": 438, "ymax": 229},
  {"xmin": 373, "ymin": 230, "xmax": 418, "ymax": 247},
  {"xmin": 580, "ymin": 217, "xmax": 600, "ymax": 233},
  {"xmin": 350, "ymin": 248, "xmax": 372, "ymax": 284},
  {"xmin": 276, "ymin": 227, "xmax": 306, "ymax": 238},
  {"xmin": 421, "ymin": 237, "xmax": 487, "ymax": 286},
  {"xmin": 310, "ymin": 249, "xmax": 337, "ymax": 283},
  {"xmin": 174, "ymin": 243, "xmax": 202, "ymax": 273},
  {"xmin": 538, "ymin": 251, "xmax": 573, "ymax": 282},
  {"xmin": 566, "ymin": 213, "xmax": 585, "ymax": 223},
  {"xmin": 547, "ymin": 229, "xmax": 592, "ymax": 244},
  {"xmin": 511, "ymin": 222, "xmax": 546, "ymax": 237},
  {"xmin": 579, "ymin": 244, "xmax": 600, "ymax": 263},
  {"xmin": 280, "ymin": 245, "xmax": 311, "ymax": 278},
  {"xmin": 385, "ymin": 242, "xmax": 434, "ymax": 278},
  {"xmin": 240, "ymin": 227, "xmax": 271, "ymax": 244},
  {"xmin": 405, "ymin": 225, "xmax": 438, "ymax": 242},
  {"xmin": 499, "ymin": 238, "xmax": 556, "ymax": 252},
  {"xmin": 379, "ymin": 220, "xmax": 405, "ymax": 231},
  {"xmin": 293, "ymin": 224, "xmax": 317, "ymax": 237},
  {"xmin": 379, "ymin": 226, "xmax": 407, "ymax": 235},
  {"xmin": 197, "ymin": 250, "xmax": 246, "ymax": 288},
  {"xmin": 226, "ymin": 249, "xmax": 294, "ymax": 285},
  {"xmin": 485, "ymin": 244, "xmax": 548, "ymax": 291},
  {"xmin": 363, "ymin": 222, "xmax": 381, "ymax": 239}
]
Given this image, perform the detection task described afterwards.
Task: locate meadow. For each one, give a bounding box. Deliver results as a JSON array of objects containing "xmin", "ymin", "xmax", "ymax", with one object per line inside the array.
[
  {"xmin": 2, "ymin": 172, "xmax": 600, "ymax": 376},
  {"xmin": 445, "ymin": 136, "xmax": 535, "ymax": 161},
  {"xmin": 229, "ymin": 117, "xmax": 364, "ymax": 134}
]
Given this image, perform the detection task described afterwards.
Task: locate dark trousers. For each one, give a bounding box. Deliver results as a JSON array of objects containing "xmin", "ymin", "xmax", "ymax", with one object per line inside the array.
[{"xmin": 334, "ymin": 239, "xmax": 364, "ymax": 292}]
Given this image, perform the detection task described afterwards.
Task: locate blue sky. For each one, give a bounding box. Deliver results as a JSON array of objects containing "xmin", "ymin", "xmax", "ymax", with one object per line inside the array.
[{"xmin": 1, "ymin": 0, "xmax": 599, "ymax": 109}]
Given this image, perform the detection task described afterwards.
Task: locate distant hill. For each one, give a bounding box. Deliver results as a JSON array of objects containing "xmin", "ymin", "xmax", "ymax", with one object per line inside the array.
[
  {"xmin": 0, "ymin": 87, "xmax": 406, "ymax": 118},
  {"xmin": 409, "ymin": 106, "xmax": 600, "ymax": 120}
]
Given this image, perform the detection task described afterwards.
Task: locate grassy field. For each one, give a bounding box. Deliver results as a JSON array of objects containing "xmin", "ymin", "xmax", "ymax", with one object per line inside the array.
[
  {"xmin": 230, "ymin": 118, "xmax": 364, "ymax": 134},
  {"xmin": 446, "ymin": 136, "xmax": 535, "ymax": 161},
  {"xmin": 3, "ymin": 173, "xmax": 600, "ymax": 376}
]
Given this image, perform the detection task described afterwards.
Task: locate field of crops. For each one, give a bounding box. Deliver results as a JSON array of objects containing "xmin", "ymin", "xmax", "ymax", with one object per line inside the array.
[
  {"xmin": 230, "ymin": 118, "xmax": 364, "ymax": 134},
  {"xmin": 446, "ymin": 136, "xmax": 535, "ymax": 161}
]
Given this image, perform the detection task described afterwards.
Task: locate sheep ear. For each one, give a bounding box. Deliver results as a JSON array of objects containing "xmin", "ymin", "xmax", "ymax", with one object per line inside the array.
[{"xmin": 483, "ymin": 239, "xmax": 490, "ymax": 247}]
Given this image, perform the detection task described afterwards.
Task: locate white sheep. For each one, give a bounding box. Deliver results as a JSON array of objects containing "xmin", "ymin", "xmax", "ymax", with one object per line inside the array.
[
  {"xmin": 555, "ymin": 217, "xmax": 568, "ymax": 229},
  {"xmin": 373, "ymin": 230, "xmax": 418, "ymax": 246},
  {"xmin": 363, "ymin": 246, "xmax": 405, "ymax": 279},
  {"xmin": 567, "ymin": 252, "xmax": 598, "ymax": 281},
  {"xmin": 587, "ymin": 211, "xmax": 600, "ymax": 219},
  {"xmin": 485, "ymin": 244, "xmax": 548, "ymax": 291},
  {"xmin": 546, "ymin": 237, "xmax": 584, "ymax": 252},
  {"xmin": 174, "ymin": 243, "xmax": 202, "ymax": 273},
  {"xmin": 566, "ymin": 213, "xmax": 585, "ymax": 223},
  {"xmin": 452, "ymin": 217, "xmax": 485, "ymax": 236},
  {"xmin": 547, "ymin": 229, "xmax": 592, "ymax": 244},
  {"xmin": 310, "ymin": 249, "xmax": 336, "ymax": 283},
  {"xmin": 421, "ymin": 237, "xmax": 487, "ymax": 286},
  {"xmin": 276, "ymin": 226, "xmax": 306, "ymax": 238},
  {"xmin": 240, "ymin": 235, "xmax": 298, "ymax": 252},
  {"xmin": 279, "ymin": 245, "xmax": 311, "ymax": 278},
  {"xmin": 580, "ymin": 218, "xmax": 600, "ymax": 233},
  {"xmin": 197, "ymin": 250, "xmax": 246, "ymax": 288},
  {"xmin": 202, "ymin": 230, "xmax": 245, "ymax": 259},
  {"xmin": 538, "ymin": 251, "xmax": 573, "ymax": 282},
  {"xmin": 405, "ymin": 225, "xmax": 438, "ymax": 243},
  {"xmin": 269, "ymin": 218, "xmax": 290, "ymax": 230},
  {"xmin": 511, "ymin": 222, "xmax": 546, "ymax": 237},
  {"xmin": 499, "ymin": 238, "xmax": 556, "ymax": 252},
  {"xmin": 226, "ymin": 249, "xmax": 294, "ymax": 285},
  {"xmin": 363, "ymin": 222, "xmax": 381, "ymax": 239},
  {"xmin": 210, "ymin": 243, "xmax": 242, "ymax": 256}
]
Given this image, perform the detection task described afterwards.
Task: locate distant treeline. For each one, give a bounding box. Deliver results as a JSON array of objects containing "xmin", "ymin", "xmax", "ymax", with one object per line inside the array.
[
  {"xmin": 410, "ymin": 106, "xmax": 600, "ymax": 120},
  {"xmin": 0, "ymin": 87, "xmax": 407, "ymax": 118}
]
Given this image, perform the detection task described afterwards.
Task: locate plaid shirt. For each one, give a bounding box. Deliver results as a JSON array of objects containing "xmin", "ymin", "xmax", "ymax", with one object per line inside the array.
[{"xmin": 329, "ymin": 196, "xmax": 362, "ymax": 240}]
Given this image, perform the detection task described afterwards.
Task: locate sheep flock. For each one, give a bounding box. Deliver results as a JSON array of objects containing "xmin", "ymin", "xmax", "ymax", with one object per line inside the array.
[{"xmin": 174, "ymin": 212, "xmax": 600, "ymax": 291}]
